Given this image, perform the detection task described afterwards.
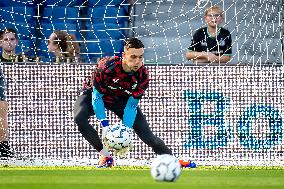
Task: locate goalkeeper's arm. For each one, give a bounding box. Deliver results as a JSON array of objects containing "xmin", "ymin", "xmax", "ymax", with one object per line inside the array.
[
  {"xmin": 123, "ymin": 96, "xmax": 139, "ymax": 128},
  {"xmin": 110, "ymin": 96, "xmax": 138, "ymax": 157},
  {"xmin": 92, "ymin": 87, "xmax": 109, "ymax": 127}
]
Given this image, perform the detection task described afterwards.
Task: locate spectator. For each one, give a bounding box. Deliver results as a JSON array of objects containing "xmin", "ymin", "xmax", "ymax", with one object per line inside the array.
[
  {"xmin": 0, "ymin": 28, "xmax": 16, "ymax": 158},
  {"xmin": 47, "ymin": 30, "xmax": 80, "ymax": 63},
  {"xmin": 186, "ymin": 5, "xmax": 232, "ymax": 63},
  {"xmin": 0, "ymin": 28, "xmax": 28, "ymax": 62},
  {"xmin": 0, "ymin": 68, "xmax": 13, "ymax": 158}
]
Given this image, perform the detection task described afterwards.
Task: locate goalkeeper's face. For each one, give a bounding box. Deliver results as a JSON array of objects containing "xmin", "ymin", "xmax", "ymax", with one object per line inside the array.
[{"xmin": 122, "ymin": 47, "xmax": 144, "ymax": 72}]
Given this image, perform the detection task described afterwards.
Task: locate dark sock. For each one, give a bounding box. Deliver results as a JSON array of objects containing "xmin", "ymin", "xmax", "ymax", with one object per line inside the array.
[
  {"xmin": 0, "ymin": 141, "xmax": 14, "ymax": 158},
  {"xmin": 0, "ymin": 141, "xmax": 10, "ymax": 152}
]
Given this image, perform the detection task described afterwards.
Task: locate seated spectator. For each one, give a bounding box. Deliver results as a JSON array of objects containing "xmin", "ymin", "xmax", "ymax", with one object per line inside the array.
[
  {"xmin": 186, "ymin": 5, "xmax": 232, "ymax": 63},
  {"xmin": 0, "ymin": 67, "xmax": 13, "ymax": 159},
  {"xmin": 0, "ymin": 28, "xmax": 29, "ymax": 62},
  {"xmin": 0, "ymin": 28, "xmax": 17, "ymax": 158},
  {"xmin": 47, "ymin": 30, "xmax": 80, "ymax": 63}
]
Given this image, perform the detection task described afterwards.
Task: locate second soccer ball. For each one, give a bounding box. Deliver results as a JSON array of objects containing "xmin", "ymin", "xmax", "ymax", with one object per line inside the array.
[{"xmin": 151, "ymin": 154, "xmax": 182, "ymax": 182}]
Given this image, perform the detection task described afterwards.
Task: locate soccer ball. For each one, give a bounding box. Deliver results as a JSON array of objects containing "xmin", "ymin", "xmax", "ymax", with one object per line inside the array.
[
  {"xmin": 150, "ymin": 154, "xmax": 182, "ymax": 182},
  {"xmin": 105, "ymin": 123, "xmax": 133, "ymax": 150}
]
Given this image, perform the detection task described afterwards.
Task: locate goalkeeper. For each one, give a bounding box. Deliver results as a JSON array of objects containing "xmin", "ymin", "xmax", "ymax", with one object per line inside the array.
[{"xmin": 74, "ymin": 38, "xmax": 192, "ymax": 168}]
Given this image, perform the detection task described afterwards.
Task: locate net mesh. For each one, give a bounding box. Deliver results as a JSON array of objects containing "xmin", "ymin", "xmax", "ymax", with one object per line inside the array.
[{"xmin": 4, "ymin": 64, "xmax": 284, "ymax": 166}]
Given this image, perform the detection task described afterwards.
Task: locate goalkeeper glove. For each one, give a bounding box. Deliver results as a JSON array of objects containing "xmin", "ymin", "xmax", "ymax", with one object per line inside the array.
[{"xmin": 100, "ymin": 119, "xmax": 109, "ymax": 127}]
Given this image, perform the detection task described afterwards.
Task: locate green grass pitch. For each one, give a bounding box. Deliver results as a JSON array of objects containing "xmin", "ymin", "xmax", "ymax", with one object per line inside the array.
[{"xmin": 1, "ymin": 166, "xmax": 284, "ymax": 189}]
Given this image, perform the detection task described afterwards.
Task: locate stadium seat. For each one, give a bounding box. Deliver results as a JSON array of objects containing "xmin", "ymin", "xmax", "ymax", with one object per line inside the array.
[
  {"xmin": 133, "ymin": 21, "xmax": 163, "ymax": 38},
  {"xmin": 0, "ymin": 6, "xmax": 35, "ymax": 23},
  {"xmin": 235, "ymin": 38, "xmax": 282, "ymax": 64},
  {"xmin": 85, "ymin": 39, "xmax": 123, "ymax": 58},
  {"xmin": 88, "ymin": 0, "xmax": 124, "ymax": 6},
  {"xmin": 16, "ymin": 39, "xmax": 35, "ymax": 56},
  {"xmin": 0, "ymin": 0, "xmax": 35, "ymax": 7},
  {"xmin": 85, "ymin": 23, "xmax": 125, "ymax": 40},
  {"xmin": 0, "ymin": 22, "xmax": 36, "ymax": 40},
  {"xmin": 39, "ymin": 23, "xmax": 79, "ymax": 39},
  {"xmin": 42, "ymin": 6, "xmax": 80, "ymax": 24},
  {"xmin": 37, "ymin": 40, "xmax": 54, "ymax": 61},
  {"xmin": 40, "ymin": 0, "xmax": 85, "ymax": 6},
  {"xmin": 141, "ymin": 37, "xmax": 187, "ymax": 64},
  {"xmin": 87, "ymin": 6, "xmax": 128, "ymax": 24}
]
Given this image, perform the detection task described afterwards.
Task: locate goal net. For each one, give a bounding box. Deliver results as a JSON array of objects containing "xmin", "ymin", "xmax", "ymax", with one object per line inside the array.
[{"xmin": 3, "ymin": 64, "xmax": 284, "ymax": 166}]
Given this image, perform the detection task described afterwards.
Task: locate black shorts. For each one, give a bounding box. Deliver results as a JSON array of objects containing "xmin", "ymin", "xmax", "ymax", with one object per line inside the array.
[{"xmin": 0, "ymin": 69, "xmax": 6, "ymax": 101}]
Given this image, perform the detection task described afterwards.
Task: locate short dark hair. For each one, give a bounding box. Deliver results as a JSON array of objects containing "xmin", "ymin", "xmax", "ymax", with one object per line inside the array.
[
  {"xmin": 124, "ymin": 38, "xmax": 144, "ymax": 50},
  {"xmin": 0, "ymin": 28, "xmax": 18, "ymax": 40}
]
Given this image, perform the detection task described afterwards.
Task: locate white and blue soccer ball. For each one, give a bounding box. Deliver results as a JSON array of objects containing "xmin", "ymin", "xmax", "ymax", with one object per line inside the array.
[
  {"xmin": 151, "ymin": 154, "xmax": 182, "ymax": 182},
  {"xmin": 105, "ymin": 123, "xmax": 133, "ymax": 150}
]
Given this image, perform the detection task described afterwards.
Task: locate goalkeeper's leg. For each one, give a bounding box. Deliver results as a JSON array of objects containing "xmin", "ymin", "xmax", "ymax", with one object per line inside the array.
[
  {"xmin": 74, "ymin": 94, "xmax": 102, "ymax": 151},
  {"xmin": 106, "ymin": 103, "xmax": 172, "ymax": 155},
  {"xmin": 132, "ymin": 108, "xmax": 173, "ymax": 155},
  {"xmin": 132, "ymin": 108, "xmax": 196, "ymax": 168},
  {"xmin": 73, "ymin": 93, "xmax": 113, "ymax": 167}
]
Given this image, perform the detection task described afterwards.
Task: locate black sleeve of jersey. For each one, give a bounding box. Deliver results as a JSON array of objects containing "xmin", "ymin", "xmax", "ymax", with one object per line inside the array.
[
  {"xmin": 188, "ymin": 29, "xmax": 202, "ymax": 52},
  {"xmin": 224, "ymin": 32, "xmax": 232, "ymax": 55},
  {"xmin": 92, "ymin": 58, "xmax": 117, "ymax": 94},
  {"xmin": 132, "ymin": 68, "xmax": 149, "ymax": 99},
  {"xmin": 92, "ymin": 67, "xmax": 107, "ymax": 94}
]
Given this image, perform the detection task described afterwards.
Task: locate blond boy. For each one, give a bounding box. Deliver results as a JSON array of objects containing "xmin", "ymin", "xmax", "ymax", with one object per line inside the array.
[{"xmin": 186, "ymin": 5, "xmax": 232, "ymax": 63}]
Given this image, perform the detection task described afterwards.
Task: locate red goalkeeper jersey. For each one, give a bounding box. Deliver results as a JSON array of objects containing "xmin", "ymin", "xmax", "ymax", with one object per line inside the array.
[{"xmin": 83, "ymin": 57, "xmax": 149, "ymax": 104}]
